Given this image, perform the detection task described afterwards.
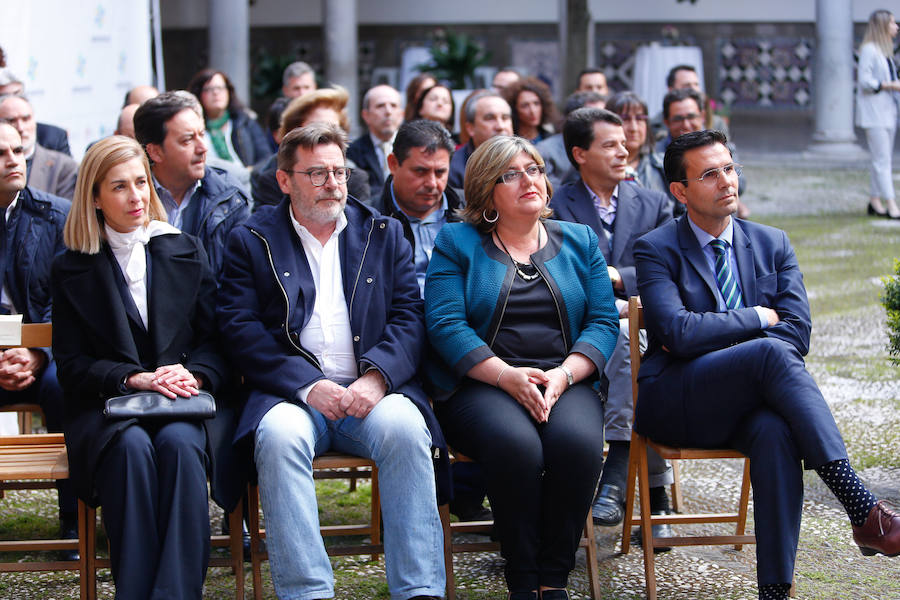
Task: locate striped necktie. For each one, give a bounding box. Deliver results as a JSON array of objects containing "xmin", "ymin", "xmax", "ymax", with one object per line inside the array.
[{"xmin": 709, "ymin": 239, "xmax": 743, "ymax": 310}]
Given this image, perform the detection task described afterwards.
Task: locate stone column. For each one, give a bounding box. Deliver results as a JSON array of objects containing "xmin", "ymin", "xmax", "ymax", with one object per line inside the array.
[
  {"xmin": 806, "ymin": 0, "xmax": 866, "ymax": 158},
  {"xmin": 208, "ymin": 0, "xmax": 250, "ymax": 105},
  {"xmin": 323, "ymin": 0, "xmax": 359, "ymax": 137},
  {"xmin": 559, "ymin": 0, "xmax": 591, "ymax": 102}
]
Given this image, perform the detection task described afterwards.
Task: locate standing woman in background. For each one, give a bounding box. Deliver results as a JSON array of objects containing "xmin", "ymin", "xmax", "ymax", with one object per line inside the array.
[
  {"xmin": 52, "ymin": 136, "xmax": 224, "ymax": 599},
  {"xmin": 856, "ymin": 9, "xmax": 900, "ymax": 219}
]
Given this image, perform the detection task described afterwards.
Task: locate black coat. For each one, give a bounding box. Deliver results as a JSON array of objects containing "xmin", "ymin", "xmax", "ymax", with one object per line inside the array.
[{"xmin": 51, "ymin": 233, "xmax": 228, "ymax": 506}]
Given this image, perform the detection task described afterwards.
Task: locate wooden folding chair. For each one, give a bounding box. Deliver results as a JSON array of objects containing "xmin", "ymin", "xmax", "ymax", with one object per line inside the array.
[
  {"xmin": 246, "ymin": 452, "xmax": 382, "ymax": 600},
  {"xmin": 0, "ymin": 433, "xmax": 98, "ymax": 599},
  {"xmin": 78, "ymin": 497, "xmax": 246, "ymax": 599},
  {"xmin": 622, "ymin": 297, "xmax": 755, "ymax": 600},
  {"xmin": 0, "ymin": 324, "xmax": 54, "ymax": 435},
  {"xmin": 440, "ymin": 451, "xmax": 602, "ymax": 600}
]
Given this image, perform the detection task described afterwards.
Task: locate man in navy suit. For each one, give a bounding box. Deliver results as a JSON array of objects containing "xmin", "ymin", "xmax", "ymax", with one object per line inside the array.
[
  {"xmin": 217, "ymin": 123, "xmax": 445, "ymax": 600},
  {"xmin": 347, "ymin": 85, "xmax": 403, "ymax": 207},
  {"xmin": 634, "ymin": 130, "xmax": 900, "ymax": 600},
  {"xmin": 550, "ymin": 107, "xmax": 674, "ymax": 535}
]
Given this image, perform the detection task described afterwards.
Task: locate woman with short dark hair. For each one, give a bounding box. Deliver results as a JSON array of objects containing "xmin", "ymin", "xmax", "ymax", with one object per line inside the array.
[{"xmin": 425, "ymin": 135, "xmax": 618, "ymax": 600}]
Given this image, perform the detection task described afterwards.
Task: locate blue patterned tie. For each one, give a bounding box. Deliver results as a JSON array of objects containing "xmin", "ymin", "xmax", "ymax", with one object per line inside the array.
[{"xmin": 709, "ymin": 239, "xmax": 743, "ymax": 310}]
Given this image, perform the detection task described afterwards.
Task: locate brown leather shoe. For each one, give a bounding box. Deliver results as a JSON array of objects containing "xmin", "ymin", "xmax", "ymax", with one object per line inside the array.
[{"xmin": 852, "ymin": 501, "xmax": 900, "ymax": 557}]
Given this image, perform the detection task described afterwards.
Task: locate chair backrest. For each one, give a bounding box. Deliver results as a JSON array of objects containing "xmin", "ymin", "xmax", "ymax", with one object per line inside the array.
[
  {"xmin": 0, "ymin": 323, "xmax": 52, "ymax": 350},
  {"xmin": 628, "ymin": 296, "xmax": 644, "ymax": 408}
]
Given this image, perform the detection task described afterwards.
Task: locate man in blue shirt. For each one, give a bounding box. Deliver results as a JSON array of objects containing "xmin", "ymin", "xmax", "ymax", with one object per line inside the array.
[
  {"xmin": 377, "ymin": 119, "xmax": 464, "ymax": 297},
  {"xmin": 375, "ymin": 120, "xmax": 489, "ymax": 522}
]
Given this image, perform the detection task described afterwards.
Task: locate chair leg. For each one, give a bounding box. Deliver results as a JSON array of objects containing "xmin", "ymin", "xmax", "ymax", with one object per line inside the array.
[
  {"xmin": 348, "ymin": 466, "xmax": 358, "ymax": 492},
  {"xmin": 370, "ymin": 466, "xmax": 381, "ymax": 561},
  {"xmin": 229, "ymin": 499, "xmax": 245, "ymax": 600},
  {"xmin": 621, "ymin": 434, "xmax": 640, "ymax": 555},
  {"xmin": 669, "ymin": 459, "xmax": 683, "ymax": 513},
  {"xmin": 735, "ymin": 458, "xmax": 752, "ymax": 551},
  {"xmin": 637, "ymin": 441, "xmax": 657, "ymax": 600},
  {"xmin": 583, "ymin": 514, "xmax": 601, "ymax": 600},
  {"xmin": 439, "ymin": 504, "xmax": 456, "ymax": 600},
  {"xmin": 247, "ymin": 485, "xmax": 264, "ymax": 600},
  {"xmin": 78, "ymin": 500, "xmax": 96, "ymax": 600}
]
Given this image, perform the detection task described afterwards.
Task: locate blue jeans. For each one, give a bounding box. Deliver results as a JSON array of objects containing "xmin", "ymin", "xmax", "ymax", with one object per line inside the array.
[{"xmin": 254, "ymin": 396, "xmax": 445, "ymax": 600}]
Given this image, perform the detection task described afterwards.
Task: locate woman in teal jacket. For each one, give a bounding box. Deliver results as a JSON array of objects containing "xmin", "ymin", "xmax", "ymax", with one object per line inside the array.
[{"xmin": 425, "ymin": 136, "xmax": 618, "ymax": 600}]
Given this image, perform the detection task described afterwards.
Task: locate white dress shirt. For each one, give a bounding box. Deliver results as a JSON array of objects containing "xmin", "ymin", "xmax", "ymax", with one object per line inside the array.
[
  {"xmin": 289, "ymin": 207, "xmax": 357, "ymax": 403},
  {"xmin": 105, "ymin": 221, "xmax": 180, "ymax": 329}
]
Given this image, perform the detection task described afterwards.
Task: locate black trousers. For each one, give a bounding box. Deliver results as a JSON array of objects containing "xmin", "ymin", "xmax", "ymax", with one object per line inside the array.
[
  {"xmin": 436, "ymin": 380, "xmax": 605, "ymax": 591},
  {"xmin": 0, "ymin": 360, "xmax": 75, "ymax": 521},
  {"xmin": 95, "ymin": 421, "xmax": 210, "ymax": 600}
]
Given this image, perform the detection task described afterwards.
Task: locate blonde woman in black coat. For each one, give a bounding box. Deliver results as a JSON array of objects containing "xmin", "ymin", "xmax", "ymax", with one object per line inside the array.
[{"xmin": 51, "ymin": 136, "xmax": 224, "ymax": 600}]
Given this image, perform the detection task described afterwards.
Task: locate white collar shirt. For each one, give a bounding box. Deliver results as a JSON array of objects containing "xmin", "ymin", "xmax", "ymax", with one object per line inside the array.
[{"xmin": 289, "ymin": 206, "xmax": 357, "ymax": 403}]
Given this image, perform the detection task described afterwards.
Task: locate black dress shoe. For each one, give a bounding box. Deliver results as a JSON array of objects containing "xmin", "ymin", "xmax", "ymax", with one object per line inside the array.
[
  {"xmin": 540, "ymin": 590, "xmax": 569, "ymax": 599},
  {"xmin": 635, "ymin": 510, "xmax": 674, "ymax": 553},
  {"xmin": 508, "ymin": 592, "xmax": 538, "ymax": 600},
  {"xmin": 591, "ymin": 483, "xmax": 624, "ymax": 526},
  {"xmin": 58, "ymin": 519, "xmax": 79, "ymax": 562},
  {"xmin": 868, "ymin": 202, "xmax": 888, "ymax": 217}
]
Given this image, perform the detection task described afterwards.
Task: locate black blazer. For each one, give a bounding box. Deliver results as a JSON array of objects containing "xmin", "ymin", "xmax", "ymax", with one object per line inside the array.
[{"xmin": 51, "ymin": 232, "xmax": 226, "ymax": 505}]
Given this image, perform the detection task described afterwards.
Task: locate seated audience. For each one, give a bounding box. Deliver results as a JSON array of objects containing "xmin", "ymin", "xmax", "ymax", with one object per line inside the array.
[
  {"xmin": 187, "ymin": 68, "xmax": 270, "ymax": 169},
  {"xmin": 604, "ymin": 91, "xmax": 669, "ymax": 200},
  {"xmin": 133, "ymin": 91, "xmax": 250, "ymax": 279},
  {"xmin": 404, "ymin": 72, "xmax": 437, "ymax": 122},
  {"xmin": 448, "ymin": 90, "xmax": 512, "ymax": 189},
  {"xmin": 251, "ymin": 86, "xmax": 370, "ymax": 209},
  {"xmin": 503, "ymin": 77, "xmax": 559, "ymax": 144},
  {"xmin": 634, "ymin": 129, "xmax": 900, "ymax": 600},
  {"xmin": 0, "ymin": 122, "xmax": 75, "ymax": 552},
  {"xmin": 0, "ymin": 68, "xmax": 72, "ymax": 156},
  {"xmin": 575, "ymin": 69, "xmax": 609, "ymax": 97},
  {"xmin": 0, "ymin": 94, "xmax": 77, "ymax": 199},
  {"xmin": 347, "ymin": 85, "xmax": 403, "ymax": 205},
  {"xmin": 217, "ymin": 123, "xmax": 446, "ymax": 600},
  {"xmin": 281, "ymin": 61, "xmax": 318, "ymax": 99},
  {"xmin": 550, "ymin": 108, "xmax": 674, "ymax": 537},
  {"xmin": 536, "ymin": 91, "xmax": 605, "ymax": 190},
  {"xmin": 492, "ymin": 67, "xmax": 522, "ymax": 95},
  {"xmin": 412, "ymin": 84, "xmax": 456, "ymax": 133},
  {"xmin": 425, "ymin": 135, "xmax": 619, "ymax": 600},
  {"xmin": 51, "ymin": 135, "xmax": 225, "ymax": 599}
]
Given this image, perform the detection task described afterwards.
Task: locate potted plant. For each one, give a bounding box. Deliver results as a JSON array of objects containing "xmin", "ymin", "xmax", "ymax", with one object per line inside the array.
[
  {"xmin": 882, "ymin": 259, "xmax": 900, "ymax": 364},
  {"xmin": 417, "ymin": 29, "xmax": 491, "ymax": 90}
]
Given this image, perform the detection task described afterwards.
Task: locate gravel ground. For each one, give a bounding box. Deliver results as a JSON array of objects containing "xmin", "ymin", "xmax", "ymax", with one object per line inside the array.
[{"xmin": 1, "ymin": 162, "xmax": 899, "ymax": 599}]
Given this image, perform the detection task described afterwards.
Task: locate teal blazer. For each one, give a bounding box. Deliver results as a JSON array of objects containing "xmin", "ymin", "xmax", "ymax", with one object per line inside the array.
[{"xmin": 424, "ymin": 219, "xmax": 619, "ymax": 400}]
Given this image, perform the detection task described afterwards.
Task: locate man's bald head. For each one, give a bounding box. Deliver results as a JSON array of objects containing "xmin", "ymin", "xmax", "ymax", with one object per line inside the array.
[{"xmin": 116, "ymin": 104, "xmax": 140, "ymax": 138}]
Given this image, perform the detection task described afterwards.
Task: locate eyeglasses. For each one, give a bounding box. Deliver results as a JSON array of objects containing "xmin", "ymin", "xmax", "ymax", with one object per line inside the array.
[
  {"xmin": 680, "ymin": 163, "xmax": 742, "ymax": 185},
  {"xmin": 288, "ymin": 167, "xmax": 353, "ymax": 187},
  {"xmin": 496, "ymin": 164, "xmax": 545, "ymax": 185},
  {"xmin": 201, "ymin": 85, "xmax": 227, "ymax": 93},
  {"xmin": 289, "ymin": 167, "xmax": 353, "ymax": 186},
  {"xmin": 618, "ymin": 114, "xmax": 649, "ymax": 123},
  {"xmin": 669, "ymin": 112, "xmax": 702, "ymax": 124}
]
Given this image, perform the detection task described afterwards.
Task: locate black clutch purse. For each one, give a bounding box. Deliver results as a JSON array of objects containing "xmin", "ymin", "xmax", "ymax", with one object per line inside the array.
[{"xmin": 104, "ymin": 391, "xmax": 216, "ymax": 421}]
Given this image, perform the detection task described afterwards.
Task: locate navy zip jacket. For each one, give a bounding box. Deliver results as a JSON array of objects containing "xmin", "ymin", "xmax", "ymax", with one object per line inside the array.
[{"xmin": 216, "ymin": 197, "xmax": 450, "ymax": 499}]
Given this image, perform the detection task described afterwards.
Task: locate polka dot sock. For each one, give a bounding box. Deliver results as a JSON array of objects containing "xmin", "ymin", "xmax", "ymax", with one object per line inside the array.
[
  {"xmin": 815, "ymin": 459, "xmax": 878, "ymax": 527},
  {"xmin": 759, "ymin": 583, "xmax": 791, "ymax": 600}
]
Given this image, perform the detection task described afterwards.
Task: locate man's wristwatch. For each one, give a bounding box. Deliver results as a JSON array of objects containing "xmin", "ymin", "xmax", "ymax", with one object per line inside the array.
[{"xmin": 559, "ymin": 364, "xmax": 574, "ymax": 388}]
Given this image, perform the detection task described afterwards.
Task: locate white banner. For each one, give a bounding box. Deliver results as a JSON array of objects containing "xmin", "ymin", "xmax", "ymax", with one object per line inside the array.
[{"xmin": 1, "ymin": 1, "xmax": 153, "ymax": 161}]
